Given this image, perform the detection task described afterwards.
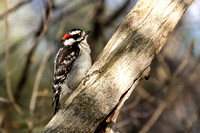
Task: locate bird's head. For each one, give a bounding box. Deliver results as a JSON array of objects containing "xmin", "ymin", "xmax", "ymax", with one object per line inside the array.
[{"xmin": 61, "ymin": 29, "xmax": 92, "ymax": 46}]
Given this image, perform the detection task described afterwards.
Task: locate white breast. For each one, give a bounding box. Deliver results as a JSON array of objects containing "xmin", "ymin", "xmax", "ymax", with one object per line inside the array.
[
  {"xmin": 59, "ymin": 40, "xmax": 91, "ymax": 102},
  {"xmin": 67, "ymin": 41, "xmax": 92, "ymax": 89}
]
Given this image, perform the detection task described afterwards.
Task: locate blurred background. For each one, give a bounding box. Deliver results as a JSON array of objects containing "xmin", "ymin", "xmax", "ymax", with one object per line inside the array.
[{"xmin": 0, "ymin": 0, "xmax": 200, "ymax": 133}]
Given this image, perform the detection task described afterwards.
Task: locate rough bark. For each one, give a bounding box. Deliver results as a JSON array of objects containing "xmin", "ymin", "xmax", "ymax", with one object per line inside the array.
[{"xmin": 42, "ymin": 0, "xmax": 194, "ymax": 132}]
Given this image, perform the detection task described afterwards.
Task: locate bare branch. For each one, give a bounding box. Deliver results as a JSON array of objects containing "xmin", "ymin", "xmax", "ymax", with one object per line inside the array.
[
  {"xmin": 172, "ymin": 40, "xmax": 194, "ymax": 78},
  {"xmin": 0, "ymin": 0, "xmax": 31, "ymax": 20},
  {"xmin": 14, "ymin": 0, "xmax": 53, "ymax": 103},
  {"xmin": 96, "ymin": 67, "xmax": 150, "ymax": 132},
  {"xmin": 43, "ymin": 0, "xmax": 194, "ymax": 132},
  {"xmin": 184, "ymin": 110, "xmax": 199, "ymax": 132},
  {"xmin": 138, "ymin": 41, "xmax": 195, "ymax": 133},
  {"xmin": 4, "ymin": 0, "xmax": 24, "ymax": 117},
  {"xmin": 29, "ymin": 47, "xmax": 53, "ymax": 131},
  {"xmin": 0, "ymin": 97, "xmax": 10, "ymax": 103}
]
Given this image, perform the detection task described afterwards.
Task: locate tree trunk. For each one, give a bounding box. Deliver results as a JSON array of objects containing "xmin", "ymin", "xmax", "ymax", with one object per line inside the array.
[{"xmin": 42, "ymin": 0, "xmax": 194, "ymax": 132}]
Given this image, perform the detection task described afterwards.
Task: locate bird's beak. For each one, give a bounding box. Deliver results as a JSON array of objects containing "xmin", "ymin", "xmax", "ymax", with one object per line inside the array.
[{"xmin": 85, "ymin": 31, "xmax": 92, "ymax": 35}]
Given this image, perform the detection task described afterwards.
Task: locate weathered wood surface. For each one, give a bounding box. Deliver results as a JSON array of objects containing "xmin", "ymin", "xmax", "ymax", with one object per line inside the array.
[{"xmin": 43, "ymin": 0, "xmax": 194, "ymax": 132}]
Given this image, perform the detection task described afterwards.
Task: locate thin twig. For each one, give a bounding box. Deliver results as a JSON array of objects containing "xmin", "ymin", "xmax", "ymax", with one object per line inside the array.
[
  {"xmin": 14, "ymin": 0, "xmax": 53, "ymax": 103},
  {"xmin": 95, "ymin": 66, "xmax": 151, "ymax": 132},
  {"xmin": 121, "ymin": 94, "xmax": 141, "ymax": 112},
  {"xmin": 90, "ymin": 0, "xmax": 105, "ymax": 60},
  {"xmin": 138, "ymin": 84, "xmax": 183, "ymax": 133},
  {"xmin": 29, "ymin": 47, "xmax": 53, "ymax": 130},
  {"xmin": 0, "ymin": 0, "xmax": 30, "ymax": 20},
  {"xmin": 184, "ymin": 111, "xmax": 199, "ymax": 133},
  {"xmin": 138, "ymin": 42, "xmax": 195, "ymax": 133},
  {"xmin": 29, "ymin": 47, "xmax": 52, "ymax": 112},
  {"xmin": 4, "ymin": 0, "xmax": 24, "ymax": 117},
  {"xmin": 51, "ymin": 1, "xmax": 89, "ymax": 24},
  {"xmin": 136, "ymin": 85, "xmax": 156, "ymax": 103},
  {"xmin": 55, "ymin": 14, "xmax": 68, "ymax": 39},
  {"xmin": 7, "ymin": 0, "xmax": 87, "ymax": 77},
  {"xmin": 0, "ymin": 97, "xmax": 10, "ymax": 103},
  {"xmin": 172, "ymin": 40, "xmax": 194, "ymax": 78},
  {"xmin": 0, "ymin": 109, "xmax": 6, "ymax": 129},
  {"xmin": 156, "ymin": 53, "xmax": 172, "ymax": 79},
  {"xmin": 25, "ymin": 0, "xmax": 53, "ymax": 56}
]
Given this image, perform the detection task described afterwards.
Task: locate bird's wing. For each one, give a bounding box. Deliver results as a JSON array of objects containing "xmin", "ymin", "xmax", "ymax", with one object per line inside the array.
[{"xmin": 52, "ymin": 44, "xmax": 80, "ymax": 107}]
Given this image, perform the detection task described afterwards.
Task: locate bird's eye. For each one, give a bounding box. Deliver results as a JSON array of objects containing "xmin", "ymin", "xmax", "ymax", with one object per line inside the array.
[
  {"xmin": 72, "ymin": 34, "xmax": 80, "ymax": 40},
  {"xmin": 62, "ymin": 34, "xmax": 71, "ymax": 40}
]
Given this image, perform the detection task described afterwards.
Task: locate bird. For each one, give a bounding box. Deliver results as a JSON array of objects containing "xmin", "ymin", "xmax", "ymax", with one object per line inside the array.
[{"xmin": 52, "ymin": 29, "xmax": 92, "ymax": 115}]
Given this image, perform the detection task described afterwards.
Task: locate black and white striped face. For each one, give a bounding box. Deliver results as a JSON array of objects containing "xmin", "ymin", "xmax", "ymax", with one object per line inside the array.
[{"xmin": 61, "ymin": 29, "xmax": 89, "ymax": 46}]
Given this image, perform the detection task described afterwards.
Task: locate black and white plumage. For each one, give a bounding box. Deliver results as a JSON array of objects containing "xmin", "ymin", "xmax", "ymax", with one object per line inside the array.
[{"xmin": 52, "ymin": 29, "xmax": 92, "ymax": 114}]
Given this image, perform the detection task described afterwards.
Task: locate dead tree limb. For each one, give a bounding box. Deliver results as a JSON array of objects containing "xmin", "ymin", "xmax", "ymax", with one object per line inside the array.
[{"xmin": 43, "ymin": 0, "xmax": 194, "ymax": 132}]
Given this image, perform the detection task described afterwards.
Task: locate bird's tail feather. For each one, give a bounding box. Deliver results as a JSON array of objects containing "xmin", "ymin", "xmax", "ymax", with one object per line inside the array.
[{"xmin": 53, "ymin": 99, "xmax": 60, "ymax": 115}]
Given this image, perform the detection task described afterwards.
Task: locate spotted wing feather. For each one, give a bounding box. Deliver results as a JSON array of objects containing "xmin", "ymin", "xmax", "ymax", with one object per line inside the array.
[{"xmin": 52, "ymin": 43, "xmax": 80, "ymax": 114}]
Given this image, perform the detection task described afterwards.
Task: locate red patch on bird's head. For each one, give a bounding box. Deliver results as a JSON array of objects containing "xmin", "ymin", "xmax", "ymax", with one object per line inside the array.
[{"xmin": 61, "ymin": 34, "xmax": 71, "ymax": 40}]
